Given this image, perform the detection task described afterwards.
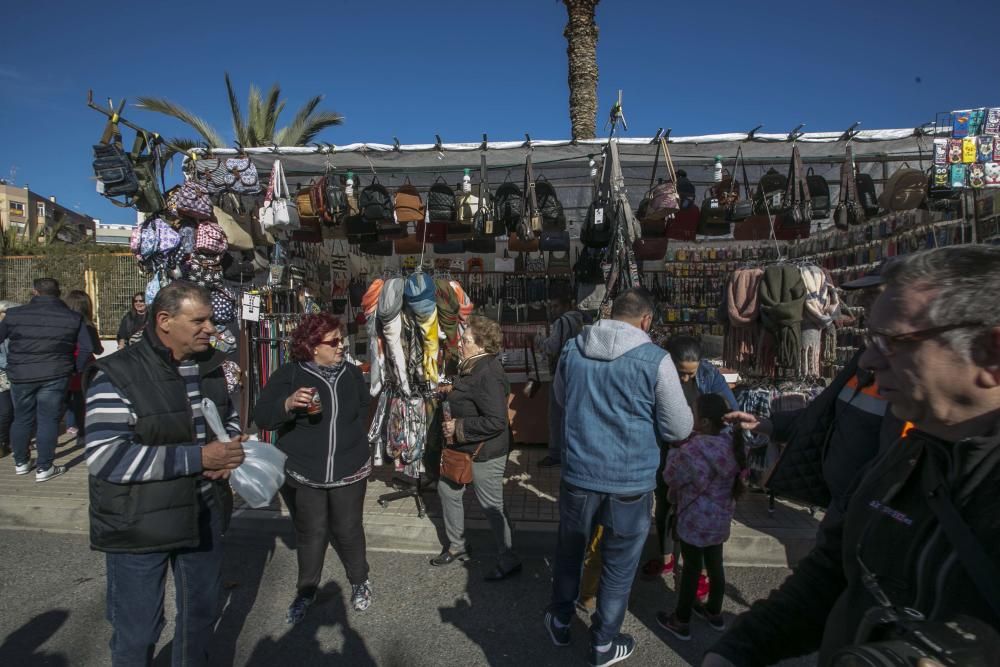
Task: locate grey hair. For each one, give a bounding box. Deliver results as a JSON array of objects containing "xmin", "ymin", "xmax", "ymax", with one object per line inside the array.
[
  {"xmin": 882, "ymin": 245, "xmax": 1000, "ymax": 359},
  {"xmin": 611, "ymin": 287, "xmax": 655, "ymax": 320},
  {"xmin": 150, "ymin": 280, "xmax": 211, "ymax": 319},
  {"xmin": 0, "ymin": 300, "xmax": 19, "ymax": 314}
]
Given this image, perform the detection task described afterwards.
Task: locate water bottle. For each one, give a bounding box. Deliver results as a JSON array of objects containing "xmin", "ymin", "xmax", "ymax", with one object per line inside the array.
[
  {"xmin": 714, "ymin": 156, "xmax": 723, "ymax": 183},
  {"xmin": 345, "ymin": 171, "xmax": 354, "ymax": 197},
  {"xmin": 462, "ymin": 168, "xmax": 472, "ymax": 193}
]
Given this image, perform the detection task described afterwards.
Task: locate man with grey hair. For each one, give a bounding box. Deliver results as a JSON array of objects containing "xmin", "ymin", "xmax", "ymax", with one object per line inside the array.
[
  {"xmin": 703, "ymin": 245, "xmax": 1000, "ymax": 666},
  {"xmin": 85, "ymin": 280, "xmax": 246, "ymax": 666},
  {"xmin": 545, "ymin": 287, "xmax": 693, "ymax": 666}
]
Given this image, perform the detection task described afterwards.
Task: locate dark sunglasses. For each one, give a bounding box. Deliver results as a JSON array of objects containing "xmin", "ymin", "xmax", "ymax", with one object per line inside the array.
[{"xmin": 319, "ymin": 337, "xmax": 344, "ymax": 348}]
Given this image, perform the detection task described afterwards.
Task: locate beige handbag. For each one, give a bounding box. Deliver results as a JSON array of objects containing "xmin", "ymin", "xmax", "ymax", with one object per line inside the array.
[{"xmin": 212, "ymin": 205, "xmax": 253, "ymax": 250}]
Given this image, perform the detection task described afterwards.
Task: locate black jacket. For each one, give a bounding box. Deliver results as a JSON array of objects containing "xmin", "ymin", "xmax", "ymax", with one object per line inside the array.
[
  {"xmin": 89, "ymin": 331, "xmax": 233, "ymax": 554},
  {"xmin": 253, "ymin": 362, "xmax": 371, "ymax": 484},
  {"xmin": 0, "ymin": 295, "xmax": 90, "ymax": 383},
  {"xmin": 449, "ymin": 355, "xmax": 511, "ymax": 462},
  {"xmin": 711, "ymin": 421, "xmax": 1000, "ymax": 666},
  {"xmin": 766, "ymin": 350, "xmax": 906, "ymax": 510}
]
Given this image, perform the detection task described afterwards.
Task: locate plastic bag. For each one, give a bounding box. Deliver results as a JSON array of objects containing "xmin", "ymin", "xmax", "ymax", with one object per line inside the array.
[
  {"xmin": 229, "ymin": 439, "xmax": 287, "ymax": 508},
  {"xmin": 201, "ymin": 398, "xmax": 287, "ymax": 508}
]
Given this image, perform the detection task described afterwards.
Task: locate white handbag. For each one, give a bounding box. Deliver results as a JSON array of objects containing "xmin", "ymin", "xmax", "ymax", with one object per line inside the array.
[
  {"xmin": 260, "ymin": 160, "xmax": 299, "ymax": 231},
  {"xmin": 494, "ymin": 250, "xmax": 515, "ymax": 272}
]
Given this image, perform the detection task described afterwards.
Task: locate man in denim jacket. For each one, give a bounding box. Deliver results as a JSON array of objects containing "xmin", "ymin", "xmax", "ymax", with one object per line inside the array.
[{"xmin": 544, "ymin": 287, "xmax": 693, "ymax": 666}]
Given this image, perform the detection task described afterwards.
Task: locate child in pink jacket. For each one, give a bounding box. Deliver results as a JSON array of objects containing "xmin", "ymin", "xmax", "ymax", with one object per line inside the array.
[{"xmin": 658, "ymin": 393, "xmax": 747, "ymax": 640}]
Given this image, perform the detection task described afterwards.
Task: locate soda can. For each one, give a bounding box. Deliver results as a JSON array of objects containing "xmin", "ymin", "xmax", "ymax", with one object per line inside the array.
[{"xmin": 307, "ymin": 388, "xmax": 322, "ymax": 415}]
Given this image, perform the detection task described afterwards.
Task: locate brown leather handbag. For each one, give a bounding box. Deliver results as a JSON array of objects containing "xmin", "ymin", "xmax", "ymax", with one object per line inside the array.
[
  {"xmin": 394, "ymin": 180, "xmax": 425, "ymax": 223},
  {"xmin": 440, "ymin": 443, "xmax": 485, "ymax": 485}
]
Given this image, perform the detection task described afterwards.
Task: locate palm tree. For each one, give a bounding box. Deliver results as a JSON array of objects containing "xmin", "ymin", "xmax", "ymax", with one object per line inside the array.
[
  {"xmin": 135, "ymin": 73, "xmax": 344, "ymax": 152},
  {"xmin": 562, "ymin": 0, "xmax": 600, "ymax": 140}
]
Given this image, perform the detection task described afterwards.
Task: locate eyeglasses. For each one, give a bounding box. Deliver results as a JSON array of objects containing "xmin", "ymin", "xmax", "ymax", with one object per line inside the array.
[
  {"xmin": 864, "ymin": 321, "xmax": 985, "ymax": 356},
  {"xmin": 319, "ymin": 337, "xmax": 344, "ymax": 348}
]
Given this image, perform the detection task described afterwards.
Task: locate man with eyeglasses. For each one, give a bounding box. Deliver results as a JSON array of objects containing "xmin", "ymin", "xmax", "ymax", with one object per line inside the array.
[
  {"xmin": 703, "ymin": 245, "xmax": 1000, "ymax": 666},
  {"xmin": 724, "ymin": 263, "xmax": 906, "ymax": 517}
]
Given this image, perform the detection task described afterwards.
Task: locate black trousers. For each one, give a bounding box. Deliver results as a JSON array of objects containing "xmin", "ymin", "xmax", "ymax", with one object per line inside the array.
[
  {"xmin": 653, "ymin": 444, "xmax": 674, "ymax": 556},
  {"xmin": 676, "ymin": 540, "xmax": 726, "ymax": 622},
  {"xmin": 279, "ymin": 476, "xmax": 370, "ymax": 597}
]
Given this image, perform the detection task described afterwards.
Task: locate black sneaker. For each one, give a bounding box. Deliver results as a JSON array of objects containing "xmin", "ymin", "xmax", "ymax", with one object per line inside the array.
[
  {"xmin": 589, "ymin": 633, "xmax": 636, "ymax": 666},
  {"xmin": 692, "ymin": 602, "xmax": 726, "ymax": 631},
  {"xmin": 351, "ymin": 580, "xmax": 372, "ymax": 612},
  {"xmin": 656, "ymin": 612, "xmax": 691, "ymax": 641},
  {"xmin": 543, "ymin": 611, "xmax": 570, "ymax": 647},
  {"xmin": 537, "ymin": 455, "xmax": 561, "ymax": 468},
  {"xmin": 286, "ymin": 593, "xmax": 314, "ymax": 624}
]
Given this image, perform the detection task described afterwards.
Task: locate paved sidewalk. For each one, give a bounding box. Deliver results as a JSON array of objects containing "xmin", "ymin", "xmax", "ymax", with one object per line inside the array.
[{"xmin": 0, "ymin": 435, "xmax": 820, "ymax": 567}]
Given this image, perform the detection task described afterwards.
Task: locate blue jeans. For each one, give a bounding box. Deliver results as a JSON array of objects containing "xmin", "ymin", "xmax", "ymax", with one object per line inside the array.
[
  {"xmin": 10, "ymin": 377, "xmax": 69, "ymax": 471},
  {"xmin": 548, "ymin": 481, "xmax": 652, "ymax": 646},
  {"xmin": 105, "ymin": 495, "xmax": 224, "ymax": 667}
]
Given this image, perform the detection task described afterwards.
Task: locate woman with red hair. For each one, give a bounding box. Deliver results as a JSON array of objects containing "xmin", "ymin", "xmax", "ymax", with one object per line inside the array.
[{"xmin": 253, "ymin": 313, "xmax": 373, "ymax": 623}]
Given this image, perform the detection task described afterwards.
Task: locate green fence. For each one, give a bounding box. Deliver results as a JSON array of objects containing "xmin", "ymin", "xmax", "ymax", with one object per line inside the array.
[{"xmin": 0, "ymin": 254, "xmax": 146, "ymax": 338}]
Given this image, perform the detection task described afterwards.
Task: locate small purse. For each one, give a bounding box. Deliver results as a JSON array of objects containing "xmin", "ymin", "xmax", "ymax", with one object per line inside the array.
[
  {"xmin": 440, "ymin": 442, "xmax": 485, "ymax": 485},
  {"xmin": 494, "ymin": 250, "xmax": 515, "ymax": 272},
  {"xmin": 507, "ymin": 231, "xmax": 539, "ymax": 253},
  {"xmin": 539, "ymin": 230, "xmax": 570, "ymax": 252}
]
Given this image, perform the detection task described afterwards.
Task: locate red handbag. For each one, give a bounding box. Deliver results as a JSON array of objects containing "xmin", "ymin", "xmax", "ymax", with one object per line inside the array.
[
  {"xmin": 633, "ymin": 237, "xmax": 668, "ymax": 262},
  {"xmin": 665, "ymin": 206, "xmax": 699, "ymax": 241},
  {"xmin": 194, "ymin": 220, "xmax": 229, "ymax": 254},
  {"xmin": 732, "ymin": 215, "xmax": 774, "ymax": 241},
  {"xmin": 415, "ymin": 220, "xmax": 447, "ymax": 243}
]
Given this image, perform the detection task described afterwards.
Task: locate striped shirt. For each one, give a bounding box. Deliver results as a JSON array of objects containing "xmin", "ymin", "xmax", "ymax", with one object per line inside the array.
[{"xmin": 85, "ymin": 360, "xmax": 240, "ymax": 495}]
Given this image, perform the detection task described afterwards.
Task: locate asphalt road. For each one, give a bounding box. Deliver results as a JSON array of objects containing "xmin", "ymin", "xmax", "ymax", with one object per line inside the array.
[{"xmin": 0, "ymin": 528, "xmax": 813, "ymax": 666}]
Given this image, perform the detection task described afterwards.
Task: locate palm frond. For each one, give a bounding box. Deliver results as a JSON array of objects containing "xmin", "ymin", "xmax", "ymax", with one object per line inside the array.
[
  {"xmin": 276, "ymin": 110, "xmax": 344, "ymax": 146},
  {"xmin": 262, "ymin": 84, "xmax": 282, "ymax": 141},
  {"xmin": 245, "ymin": 84, "xmax": 264, "ymax": 146},
  {"xmin": 158, "ymin": 137, "xmax": 201, "ymax": 169},
  {"xmin": 134, "ymin": 97, "xmax": 226, "ymax": 147},
  {"xmin": 224, "ymin": 72, "xmax": 248, "ymax": 147}
]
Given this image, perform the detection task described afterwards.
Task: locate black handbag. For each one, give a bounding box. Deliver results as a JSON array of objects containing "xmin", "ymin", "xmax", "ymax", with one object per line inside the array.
[
  {"xmin": 833, "ymin": 145, "xmax": 866, "ymax": 231},
  {"xmin": 539, "ymin": 230, "xmax": 570, "ymax": 252},
  {"xmin": 433, "ymin": 240, "xmax": 465, "ymax": 254},
  {"xmin": 728, "ymin": 146, "xmax": 754, "ymax": 222},
  {"xmin": 463, "ymin": 238, "xmax": 497, "ymax": 254},
  {"xmin": 359, "ymin": 240, "xmax": 393, "ymax": 256},
  {"xmin": 346, "ymin": 215, "xmax": 378, "ymax": 244}
]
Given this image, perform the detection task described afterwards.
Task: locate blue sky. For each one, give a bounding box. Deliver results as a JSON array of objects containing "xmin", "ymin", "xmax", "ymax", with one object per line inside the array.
[{"xmin": 2, "ymin": 0, "xmax": 998, "ymax": 225}]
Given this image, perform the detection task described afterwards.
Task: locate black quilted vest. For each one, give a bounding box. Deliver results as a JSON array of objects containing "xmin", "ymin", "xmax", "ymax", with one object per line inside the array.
[
  {"xmin": 88, "ymin": 332, "xmax": 232, "ymax": 554},
  {"xmin": 3, "ymin": 295, "xmax": 82, "ymax": 383}
]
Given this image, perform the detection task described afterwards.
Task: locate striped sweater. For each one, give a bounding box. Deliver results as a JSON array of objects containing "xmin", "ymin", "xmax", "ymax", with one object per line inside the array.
[{"xmin": 85, "ymin": 360, "xmax": 240, "ymax": 485}]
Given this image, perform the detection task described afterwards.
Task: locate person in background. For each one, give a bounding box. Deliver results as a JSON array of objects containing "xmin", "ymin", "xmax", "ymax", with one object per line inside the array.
[
  {"xmin": 642, "ymin": 336, "xmax": 737, "ymax": 585},
  {"xmin": 703, "ymin": 245, "xmax": 1000, "ymax": 666},
  {"xmin": 253, "ymin": 313, "xmax": 374, "ymax": 623},
  {"xmin": 85, "ymin": 280, "xmax": 245, "ymax": 666},
  {"xmin": 117, "ymin": 292, "xmax": 147, "ymax": 350},
  {"xmin": 537, "ymin": 295, "xmax": 586, "ymax": 468},
  {"xmin": 433, "ymin": 315, "xmax": 522, "ymax": 582},
  {"xmin": 658, "ymin": 393, "xmax": 747, "ymax": 640},
  {"xmin": 63, "ymin": 290, "xmax": 104, "ymax": 438},
  {"xmin": 545, "ymin": 288, "xmax": 693, "ymax": 666},
  {"xmin": 0, "ymin": 301, "xmax": 18, "ymax": 459},
  {"xmin": 0, "ymin": 278, "xmax": 92, "ymax": 481}
]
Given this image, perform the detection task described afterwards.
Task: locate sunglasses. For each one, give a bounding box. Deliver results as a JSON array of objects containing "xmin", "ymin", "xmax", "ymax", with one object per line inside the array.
[{"xmin": 319, "ymin": 337, "xmax": 344, "ymax": 348}]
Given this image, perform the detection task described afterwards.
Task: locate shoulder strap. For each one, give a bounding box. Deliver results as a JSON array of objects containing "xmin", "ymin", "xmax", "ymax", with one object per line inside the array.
[
  {"xmin": 648, "ymin": 139, "xmax": 662, "ymax": 191},
  {"xmin": 660, "ymin": 137, "xmax": 677, "ymax": 184},
  {"xmin": 525, "ymin": 152, "xmax": 538, "ymax": 214},
  {"xmin": 479, "ymin": 153, "xmax": 490, "ymax": 202},
  {"xmin": 922, "ymin": 457, "xmax": 1000, "ymax": 620}
]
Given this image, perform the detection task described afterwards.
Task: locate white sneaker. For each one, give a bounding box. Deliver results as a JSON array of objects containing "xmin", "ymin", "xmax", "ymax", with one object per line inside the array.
[
  {"xmin": 35, "ymin": 465, "xmax": 66, "ymax": 482},
  {"xmin": 15, "ymin": 460, "xmax": 34, "ymax": 475}
]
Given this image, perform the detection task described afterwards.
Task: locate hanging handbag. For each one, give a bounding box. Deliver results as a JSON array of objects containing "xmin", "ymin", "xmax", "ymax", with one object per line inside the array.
[
  {"xmin": 494, "ymin": 250, "xmax": 515, "ymax": 272},
  {"xmin": 463, "ymin": 238, "xmax": 497, "ymax": 254},
  {"xmin": 665, "ymin": 206, "xmax": 699, "ymax": 241},
  {"xmin": 525, "ymin": 251, "xmax": 546, "ymax": 273},
  {"xmin": 548, "ymin": 251, "xmax": 572, "ymax": 274},
  {"xmin": 171, "ymin": 179, "xmax": 214, "ymax": 221},
  {"xmin": 296, "ymin": 184, "xmax": 319, "ymax": 220},
  {"xmin": 415, "ymin": 219, "xmax": 448, "ymax": 244},
  {"xmin": 729, "ymin": 147, "xmax": 755, "ymax": 222},
  {"xmin": 394, "ymin": 179, "xmax": 426, "ymax": 223},
  {"xmin": 346, "ymin": 214, "xmax": 378, "ymax": 244},
  {"xmin": 263, "ymin": 160, "xmax": 300, "ymax": 231},
  {"xmin": 433, "ymin": 240, "xmax": 465, "ymax": 255},
  {"xmin": 539, "ymin": 230, "xmax": 570, "ymax": 252},
  {"xmin": 523, "ymin": 152, "xmax": 542, "ymax": 236},
  {"xmin": 474, "ymin": 153, "xmax": 500, "ymax": 237},
  {"xmin": 834, "ymin": 145, "xmax": 866, "ymax": 231},
  {"xmin": 212, "ymin": 202, "xmax": 253, "ymax": 251},
  {"xmin": 440, "ymin": 442, "xmax": 485, "ymax": 485},
  {"xmin": 359, "ymin": 240, "xmax": 393, "ymax": 256},
  {"xmin": 633, "ymin": 237, "xmax": 669, "ymax": 262},
  {"xmin": 195, "ymin": 220, "xmax": 229, "ymax": 255},
  {"xmin": 642, "ymin": 137, "xmax": 680, "ymax": 220},
  {"xmin": 507, "ymin": 231, "xmax": 539, "ymax": 253},
  {"xmin": 394, "ymin": 234, "xmax": 423, "ymax": 255},
  {"xmin": 780, "ymin": 145, "xmax": 812, "ymax": 226}
]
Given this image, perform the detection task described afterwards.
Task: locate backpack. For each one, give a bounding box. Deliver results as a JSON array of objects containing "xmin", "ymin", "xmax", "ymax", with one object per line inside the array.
[
  {"xmin": 854, "ymin": 172, "xmax": 879, "ymax": 217},
  {"xmin": 534, "ymin": 176, "xmax": 566, "ymax": 231},
  {"xmin": 878, "ymin": 165, "xmax": 927, "ymax": 212},
  {"xmin": 323, "ymin": 175, "xmax": 347, "ymax": 222},
  {"xmin": 754, "ymin": 168, "xmax": 788, "ymax": 215},
  {"xmin": 806, "ymin": 168, "xmax": 831, "ymax": 218},
  {"xmin": 359, "ymin": 179, "xmax": 393, "ymax": 223},
  {"xmin": 427, "ymin": 178, "xmax": 456, "ymax": 222},
  {"xmin": 494, "ymin": 181, "xmax": 523, "ymax": 233}
]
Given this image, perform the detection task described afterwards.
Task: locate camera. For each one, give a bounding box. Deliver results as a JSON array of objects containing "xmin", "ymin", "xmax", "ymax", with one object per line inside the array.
[{"xmin": 831, "ymin": 607, "xmax": 998, "ymax": 667}]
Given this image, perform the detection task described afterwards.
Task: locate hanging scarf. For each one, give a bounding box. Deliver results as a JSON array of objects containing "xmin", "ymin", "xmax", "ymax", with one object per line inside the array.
[
  {"xmin": 362, "ymin": 279, "xmax": 385, "ymax": 396},
  {"xmin": 800, "ymin": 265, "xmax": 838, "ymax": 329},
  {"xmin": 725, "ymin": 267, "xmax": 764, "ymax": 374},
  {"xmin": 759, "ymin": 264, "xmax": 806, "ymax": 372},
  {"xmin": 435, "ymin": 278, "xmax": 461, "ymax": 346}
]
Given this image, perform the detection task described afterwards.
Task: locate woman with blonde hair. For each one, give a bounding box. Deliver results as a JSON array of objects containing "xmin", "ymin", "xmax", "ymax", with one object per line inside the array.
[{"xmin": 432, "ymin": 315, "xmax": 521, "ymax": 581}]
